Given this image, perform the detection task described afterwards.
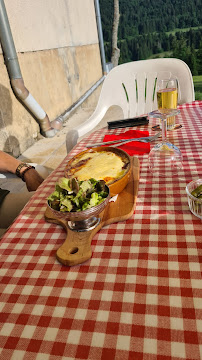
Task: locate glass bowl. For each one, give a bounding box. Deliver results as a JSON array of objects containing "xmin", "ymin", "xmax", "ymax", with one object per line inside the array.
[{"xmin": 186, "ymin": 179, "xmax": 202, "ymax": 219}]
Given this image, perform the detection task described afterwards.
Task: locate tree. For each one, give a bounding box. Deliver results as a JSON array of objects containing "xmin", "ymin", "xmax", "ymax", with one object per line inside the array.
[
  {"xmin": 111, "ymin": 0, "xmax": 120, "ymax": 67},
  {"xmin": 197, "ymin": 41, "xmax": 202, "ymax": 75}
]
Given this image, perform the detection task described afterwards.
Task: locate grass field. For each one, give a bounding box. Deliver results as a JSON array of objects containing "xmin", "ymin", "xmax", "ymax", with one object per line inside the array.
[
  {"xmin": 166, "ymin": 26, "xmax": 202, "ymax": 36},
  {"xmin": 193, "ymin": 75, "xmax": 202, "ymax": 100}
]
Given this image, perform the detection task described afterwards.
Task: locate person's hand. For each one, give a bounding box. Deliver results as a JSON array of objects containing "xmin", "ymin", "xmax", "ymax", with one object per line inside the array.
[
  {"xmin": 0, "ymin": 150, "xmax": 45, "ymax": 191},
  {"xmin": 23, "ymin": 168, "xmax": 44, "ymax": 191}
]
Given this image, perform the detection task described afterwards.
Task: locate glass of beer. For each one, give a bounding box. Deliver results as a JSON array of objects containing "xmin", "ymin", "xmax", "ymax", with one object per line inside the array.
[
  {"xmin": 148, "ymin": 77, "xmax": 182, "ymax": 177},
  {"xmin": 157, "ymin": 78, "xmax": 178, "ymax": 130}
]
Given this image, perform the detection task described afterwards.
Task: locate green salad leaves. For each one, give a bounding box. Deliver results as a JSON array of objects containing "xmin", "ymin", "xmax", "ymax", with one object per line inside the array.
[{"xmin": 48, "ymin": 177, "xmax": 108, "ymax": 212}]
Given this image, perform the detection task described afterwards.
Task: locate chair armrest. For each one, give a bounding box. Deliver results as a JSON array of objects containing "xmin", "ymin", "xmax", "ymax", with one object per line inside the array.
[{"xmin": 66, "ymin": 129, "xmax": 79, "ymax": 153}]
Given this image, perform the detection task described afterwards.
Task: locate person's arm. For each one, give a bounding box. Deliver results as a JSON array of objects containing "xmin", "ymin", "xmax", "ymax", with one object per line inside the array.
[
  {"xmin": 0, "ymin": 150, "xmax": 21, "ymax": 173},
  {"xmin": 0, "ymin": 150, "xmax": 44, "ymax": 191}
]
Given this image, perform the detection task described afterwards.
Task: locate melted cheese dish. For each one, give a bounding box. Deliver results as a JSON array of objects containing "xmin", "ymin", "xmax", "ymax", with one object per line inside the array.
[{"xmin": 66, "ymin": 151, "xmax": 128, "ymax": 184}]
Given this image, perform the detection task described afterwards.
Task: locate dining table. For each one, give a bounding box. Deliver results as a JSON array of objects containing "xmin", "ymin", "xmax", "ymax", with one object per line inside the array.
[{"xmin": 0, "ymin": 101, "xmax": 201, "ymax": 360}]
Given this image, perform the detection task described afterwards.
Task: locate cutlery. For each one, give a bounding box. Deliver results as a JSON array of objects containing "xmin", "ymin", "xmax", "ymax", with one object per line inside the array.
[{"xmin": 86, "ymin": 132, "xmax": 161, "ymax": 148}]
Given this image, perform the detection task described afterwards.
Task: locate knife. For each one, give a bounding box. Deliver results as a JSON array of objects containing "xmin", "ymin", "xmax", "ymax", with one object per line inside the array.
[{"xmin": 86, "ymin": 136, "xmax": 151, "ymax": 148}]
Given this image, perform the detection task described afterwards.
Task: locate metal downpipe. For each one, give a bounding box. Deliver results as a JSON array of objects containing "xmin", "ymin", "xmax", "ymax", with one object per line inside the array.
[
  {"xmin": 94, "ymin": 0, "xmax": 107, "ymax": 75},
  {"xmin": 0, "ymin": 0, "xmax": 62, "ymax": 137}
]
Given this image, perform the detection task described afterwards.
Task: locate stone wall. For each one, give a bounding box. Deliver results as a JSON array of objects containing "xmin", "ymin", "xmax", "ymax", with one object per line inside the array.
[{"xmin": 0, "ymin": 0, "xmax": 102, "ymax": 155}]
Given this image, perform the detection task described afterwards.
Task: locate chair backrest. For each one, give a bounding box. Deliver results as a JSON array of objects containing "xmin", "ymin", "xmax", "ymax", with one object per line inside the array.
[
  {"xmin": 66, "ymin": 58, "xmax": 195, "ymax": 153},
  {"xmin": 96, "ymin": 58, "xmax": 195, "ymax": 118}
]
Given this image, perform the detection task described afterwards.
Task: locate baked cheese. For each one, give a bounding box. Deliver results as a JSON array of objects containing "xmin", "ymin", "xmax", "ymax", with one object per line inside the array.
[{"xmin": 66, "ymin": 151, "xmax": 127, "ymax": 184}]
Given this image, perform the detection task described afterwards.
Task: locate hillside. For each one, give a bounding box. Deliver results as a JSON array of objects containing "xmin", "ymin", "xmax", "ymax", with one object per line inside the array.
[
  {"xmin": 100, "ymin": 0, "xmax": 202, "ymax": 77},
  {"xmin": 100, "ymin": 0, "xmax": 202, "ymax": 42}
]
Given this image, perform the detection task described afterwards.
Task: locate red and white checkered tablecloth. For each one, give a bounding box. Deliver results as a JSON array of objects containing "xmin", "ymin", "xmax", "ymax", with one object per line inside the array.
[{"xmin": 0, "ymin": 102, "xmax": 201, "ymax": 360}]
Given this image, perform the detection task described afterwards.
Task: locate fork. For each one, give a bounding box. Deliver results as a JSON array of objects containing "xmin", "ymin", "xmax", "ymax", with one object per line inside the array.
[
  {"xmin": 86, "ymin": 132, "xmax": 161, "ymax": 148},
  {"xmin": 110, "ymin": 132, "xmax": 161, "ymax": 147}
]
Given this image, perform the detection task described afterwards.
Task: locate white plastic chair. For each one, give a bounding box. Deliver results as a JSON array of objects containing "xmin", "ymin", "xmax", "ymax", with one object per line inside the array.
[{"xmin": 66, "ymin": 58, "xmax": 195, "ymax": 153}]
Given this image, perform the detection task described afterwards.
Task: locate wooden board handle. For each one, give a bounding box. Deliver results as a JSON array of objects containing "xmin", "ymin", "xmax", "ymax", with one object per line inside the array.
[{"xmin": 56, "ymin": 222, "xmax": 102, "ymax": 266}]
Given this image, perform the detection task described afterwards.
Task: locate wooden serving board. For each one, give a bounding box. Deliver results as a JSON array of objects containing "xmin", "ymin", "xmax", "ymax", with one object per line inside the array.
[{"xmin": 44, "ymin": 156, "xmax": 139, "ymax": 266}]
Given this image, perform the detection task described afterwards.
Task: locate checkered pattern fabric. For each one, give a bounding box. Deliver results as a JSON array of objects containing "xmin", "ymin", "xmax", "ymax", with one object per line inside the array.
[{"xmin": 0, "ymin": 102, "xmax": 201, "ymax": 360}]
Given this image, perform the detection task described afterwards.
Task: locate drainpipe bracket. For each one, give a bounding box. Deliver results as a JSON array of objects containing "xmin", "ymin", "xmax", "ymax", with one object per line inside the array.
[{"xmin": 51, "ymin": 116, "xmax": 64, "ymax": 131}]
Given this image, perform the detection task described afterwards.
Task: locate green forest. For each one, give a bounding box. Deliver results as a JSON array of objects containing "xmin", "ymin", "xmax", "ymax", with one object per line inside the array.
[{"xmin": 100, "ymin": 0, "xmax": 202, "ymax": 77}]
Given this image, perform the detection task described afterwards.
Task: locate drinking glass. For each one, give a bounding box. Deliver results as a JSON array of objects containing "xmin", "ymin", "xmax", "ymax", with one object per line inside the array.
[
  {"xmin": 157, "ymin": 78, "xmax": 178, "ymax": 130},
  {"xmin": 148, "ymin": 78, "xmax": 182, "ymax": 177}
]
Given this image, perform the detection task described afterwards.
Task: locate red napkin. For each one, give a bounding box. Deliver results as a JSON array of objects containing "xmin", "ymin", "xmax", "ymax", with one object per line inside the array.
[{"xmin": 103, "ymin": 129, "xmax": 150, "ymax": 156}]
